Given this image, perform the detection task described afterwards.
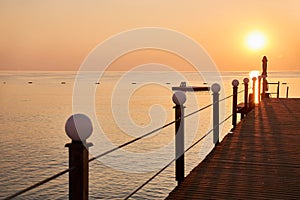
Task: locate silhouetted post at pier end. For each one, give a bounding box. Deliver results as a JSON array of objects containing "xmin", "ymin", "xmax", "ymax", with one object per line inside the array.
[
  {"xmin": 172, "ymin": 91, "xmax": 186, "ymax": 185},
  {"xmin": 261, "ymin": 56, "xmax": 268, "ymax": 99},
  {"xmin": 65, "ymin": 114, "xmax": 93, "ymax": 200}
]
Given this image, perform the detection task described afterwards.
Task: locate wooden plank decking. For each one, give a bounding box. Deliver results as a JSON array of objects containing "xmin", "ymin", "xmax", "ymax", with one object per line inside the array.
[{"xmin": 166, "ymin": 98, "xmax": 300, "ymax": 199}]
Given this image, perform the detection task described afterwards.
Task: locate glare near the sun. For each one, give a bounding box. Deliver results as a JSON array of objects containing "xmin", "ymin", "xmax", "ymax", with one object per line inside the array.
[
  {"xmin": 246, "ymin": 31, "xmax": 266, "ymax": 50},
  {"xmin": 249, "ymin": 70, "xmax": 260, "ymax": 79}
]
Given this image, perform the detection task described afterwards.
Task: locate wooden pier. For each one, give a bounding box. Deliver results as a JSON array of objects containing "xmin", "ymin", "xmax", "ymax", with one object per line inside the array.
[{"xmin": 166, "ymin": 98, "xmax": 300, "ymax": 199}]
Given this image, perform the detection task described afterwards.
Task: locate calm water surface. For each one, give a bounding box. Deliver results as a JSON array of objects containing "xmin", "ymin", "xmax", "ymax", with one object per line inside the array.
[{"xmin": 0, "ymin": 71, "xmax": 299, "ymax": 199}]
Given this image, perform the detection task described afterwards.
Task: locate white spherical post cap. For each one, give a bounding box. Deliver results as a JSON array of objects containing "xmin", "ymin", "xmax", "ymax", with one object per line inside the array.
[
  {"xmin": 65, "ymin": 114, "xmax": 93, "ymax": 141},
  {"xmin": 243, "ymin": 78, "xmax": 249, "ymax": 84},
  {"xmin": 172, "ymin": 91, "xmax": 186, "ymax": 105},
  {"xmin": 211, "ymin": 83, "xmax": 221, "ymax": 93},
  {"xmin": 232, "ymin": 79, "xmax": 239, "ymax": 87}
]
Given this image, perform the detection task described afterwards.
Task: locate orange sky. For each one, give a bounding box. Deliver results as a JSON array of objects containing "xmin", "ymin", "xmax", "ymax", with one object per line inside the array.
[{"xmin": 0, "ymin": 0, "xmax": 299, "ymax": 71}]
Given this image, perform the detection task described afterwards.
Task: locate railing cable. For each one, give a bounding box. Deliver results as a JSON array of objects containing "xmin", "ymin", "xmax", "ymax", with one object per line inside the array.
[
  {"xmin": 184, "ymin": 103, "xmax": 213, "ymax": 119},
  {"xmin": 88, "ymin": 120, "xmax": 177, "ymax": 163},
  {"xmin": 185, "ymin": 113, "xmax": 233, "ymax": 154},
  {"xmin": 89, "ymin": 93, "xmax": 235, "ymax": 163},
  {"xmin": 124, "ymin": 113, "xmax": 234, "ymax": 199},
  {"xmin": 219, "ymin": 113, "xmax": 234, "ymax": 126},
  {"xmin": 184, "ymin": 92, "xmax": 237, "ymax": 120},
  {"xmin": 3, "ymin": 167, "xmax": 75, "ymax": 200},
  {"xmin": 238, "ymin": 89, "xmax": 245, "ymax": 94},
  {"xmin": 124, "ymin": 158, "xmax": 176, "ymax": 200},
  {"xmin": 218, "ymin": 94, "xmax": 233, "ymax": 103}
]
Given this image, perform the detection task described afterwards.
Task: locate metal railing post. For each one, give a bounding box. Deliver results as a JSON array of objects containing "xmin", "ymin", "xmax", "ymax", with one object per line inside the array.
[
  {"xmin": 250, "ymin": 77, "xmax": 257, "ymax": 108},
  {"xmin": 277, "ymin": 81, "xmax": 280, "ymax": 98},
  {"xmin": 211, "ymin": 83, "xmax": 220, "ymax": 145},
  {"xmin": 172, "ymin": 91, "xmax": 186, "ymax": 185},
  {"xmin": 261, "ymin": 56, "xmax": 268, "ymax": 99},
  {"xmin": 65, "ymin": 114, "xmax": 93, "ymax": 200},
  {"xmin": 262, "ymin": 75, "xmax": 267, "ymax": 99},
  {"xmin": 243, "ymin": 78, "xmax": 249, "ymax": 118},
  {"xmin": 232, "ymin": 79, "xmax": 239, "ymax": 130},
  {"xmin": 258, "ymin": 76, "xmax": 261, "ymax": 103}
]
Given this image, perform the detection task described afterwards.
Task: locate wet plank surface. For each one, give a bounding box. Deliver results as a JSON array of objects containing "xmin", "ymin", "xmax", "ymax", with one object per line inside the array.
[{"xmin": 166, "ymin": 98, "xmax": 300, "ymax": 199}]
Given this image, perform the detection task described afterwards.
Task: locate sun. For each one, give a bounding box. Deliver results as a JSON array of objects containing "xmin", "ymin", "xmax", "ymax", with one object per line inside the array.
[{"xmin": 246, "ymin": 31, "xmax": 266, "ymax": 50}]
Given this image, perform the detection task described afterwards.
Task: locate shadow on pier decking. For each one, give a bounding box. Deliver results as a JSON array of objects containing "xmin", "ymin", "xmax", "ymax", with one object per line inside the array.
[{"xmin": 166, "ymin": 98, "xmax": 300, "ymax": 199}]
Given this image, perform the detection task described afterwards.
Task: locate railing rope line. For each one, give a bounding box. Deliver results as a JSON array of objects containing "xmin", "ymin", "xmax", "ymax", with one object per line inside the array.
[
  {"xmin": 89, "ymin": 92, "xmax": 236, "ymax": 163},
  {"xmin": 124, "ymin": 158, "xmax": 176, "ymax": 200},
  {"xmin": 183, "ymin": 103, "xmax": 213, "ymax": 119},
  {"xmin": 3, "ymin": 167, "xmax": 75, "ymax": 200},
  {"xmin": 186, "ymin": 113, "xmax": 233, "ymax": 154},
  {"xmin": 124, "ymin": 112, "xmax": 234, "ymax": 199},
  {"xmin": 238, "ymin": 89, "xmax": 245, "ymax": 94},
  {"xmin": 183, "ymin": 91, "xmax": 239, "ymax": 120},
  {"xmin": 89, "ymin": 120, "xmax": 177, "ymax": 163}
]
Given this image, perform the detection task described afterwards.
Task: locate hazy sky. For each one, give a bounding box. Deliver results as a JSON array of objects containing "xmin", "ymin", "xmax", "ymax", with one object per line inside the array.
[{"xmin": 0, "ymin": 0, "xmax": 299, "ymax": 71}]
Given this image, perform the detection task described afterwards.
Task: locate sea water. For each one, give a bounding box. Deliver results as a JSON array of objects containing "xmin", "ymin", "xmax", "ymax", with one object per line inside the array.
[{"xmin": 0, "ymin": 71, "xmax": 299, "ymax": 199}]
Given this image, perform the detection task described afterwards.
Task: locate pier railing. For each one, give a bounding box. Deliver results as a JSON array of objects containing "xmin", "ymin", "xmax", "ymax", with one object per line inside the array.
[
  {"xmin": 4, "ymin": 78, "xmax": 253, "ymax": 200},
  {"xmin": 7, "ymin": 56, "xmax": 288, "ymax": 200},
  {"xmin": 267, "ymin": 81, "xmax": 280, "ymax": 98}
]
